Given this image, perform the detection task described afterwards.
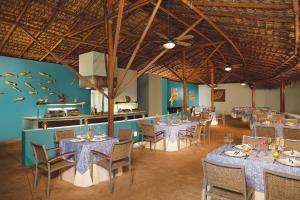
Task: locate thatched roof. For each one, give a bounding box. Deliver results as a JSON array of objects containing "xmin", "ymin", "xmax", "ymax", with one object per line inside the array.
[{"xmin": 0, "ymin": 0, "xmax": 299, "ymax": 88}]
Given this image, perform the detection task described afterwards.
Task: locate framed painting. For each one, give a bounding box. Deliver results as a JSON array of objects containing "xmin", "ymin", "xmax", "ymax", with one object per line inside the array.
[{"xmin": 214, "ymin": 89, "xmax": 225, "ymax": 102}]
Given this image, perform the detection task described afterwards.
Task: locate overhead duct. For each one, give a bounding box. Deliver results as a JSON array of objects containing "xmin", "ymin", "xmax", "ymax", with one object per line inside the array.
[{"xmin": 79, "ymin": 51, "xmax": 117, "ymax": 89}]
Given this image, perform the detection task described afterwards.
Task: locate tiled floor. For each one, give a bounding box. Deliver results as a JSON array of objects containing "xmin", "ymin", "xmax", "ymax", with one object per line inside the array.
[{"xmin": 0, "ymin": 118, "xmax": 250, "ymax": 200}]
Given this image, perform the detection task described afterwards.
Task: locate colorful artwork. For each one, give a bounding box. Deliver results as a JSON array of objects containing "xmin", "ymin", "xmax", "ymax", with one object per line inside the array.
[
  {"xmin": 189, "ymin": 90, "xmax": 195, "ymax": 102},
  {"xmin": 169, "ymin": 88, "xmax": 179, "ymax": 106},
  {"xmin": 214, "ymin": 89, "xmax": 226, "ymax": 102}
]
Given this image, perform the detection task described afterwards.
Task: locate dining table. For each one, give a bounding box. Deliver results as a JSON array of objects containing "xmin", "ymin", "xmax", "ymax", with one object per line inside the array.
[
  {"xmin": 252, "ymin": 121, "xmax": 300, "ymax": 138},
  {"xmin": 153, "ymin": 121, "xmax": 198, "ymax": 151},
  {"xmin": 205, "ymin": 144, "xmax": 300, "ymax": 200},
  {"xmin": 59, "ymin": 136, "xmax": 118, "ymax": 187}
]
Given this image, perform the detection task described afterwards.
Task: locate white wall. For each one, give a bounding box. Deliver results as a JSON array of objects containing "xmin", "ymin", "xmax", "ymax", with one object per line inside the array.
[
  {"xmin": 198, "ymin": 81, "xmax": 300, "ymax": 115},
  {"xmin": 198, "ymin": 83, "xmax": 251, "ymax": 114}
]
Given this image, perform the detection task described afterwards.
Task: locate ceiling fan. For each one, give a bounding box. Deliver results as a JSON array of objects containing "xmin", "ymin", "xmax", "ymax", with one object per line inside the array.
[
  {"xmin": 151, "ymin": 1, "xmax": 194, "ymax": 49},
  {"xmin": 213, "ymin": 60, "xmax": 243, "ymax": 72},
  {"xmin": 155, "ymin": 32, "xmax": 194, "ymax": 49}
]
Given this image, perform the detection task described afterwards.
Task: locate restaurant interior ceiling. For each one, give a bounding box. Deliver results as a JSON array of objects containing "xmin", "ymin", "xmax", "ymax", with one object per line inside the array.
[{"xmin": 0, "ymin": 0, "xmax": 299, "ymax": 88}]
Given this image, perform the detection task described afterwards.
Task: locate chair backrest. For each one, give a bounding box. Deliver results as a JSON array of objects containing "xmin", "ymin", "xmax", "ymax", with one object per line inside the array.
[
  {"xmin": 189, "ymin": 115, "xmax": 201, "ymax": 122},
  {"xmin": 153, "ymin": 117, "xmax": 160, "ymax": 125},
  {"xmin": 283, "ymin": 139, "xmax": 300, "ymax": 152},
  {"xmin": 118, "ymin": 128, "xmax": 133, "ymax": 141},
  {"xmin": 264, "ymin": 169, "xmax": 300, "ymax": 200},
  {"xmin": 256, "ymin": 113, "xmax": 268, "ymax": 121},
  {"xmin": 140, "ymin": 124, "xmax": 156, "ymax": 137},
  {"xmin": 31, "ymin": 142, "xmax": 48, "ymax": 164},
  {"xmin": 111, "ymin": 140, "xmax": 133, "ymax": 162},
  {"xmin": 283, "ymin": 128, "xmax": 300, "ymax": 140},
  {"xmin": 284, "ymin": 119, "xmax": 298, "ymax": 125},
  {"xmin": 201, "ymin": 112, "xmax": 210, "ymax": 120},
  {"xmin": 55, "ymin": 130, "xmax": 75, "ymax": 142},
  {"xmin": 203, "ymin": 159, "xmax": 247, "ymax": 196},
  {"xmin": 256, "ymin": 126, "xmax": 276, "ymax": 138},
  {"xmin": 193, "ymin": 125, "xmax": 202, "ymax": 138},
  {"xmin": 242, "ymin": 135, "xmax": 268, "ymax": 146}
]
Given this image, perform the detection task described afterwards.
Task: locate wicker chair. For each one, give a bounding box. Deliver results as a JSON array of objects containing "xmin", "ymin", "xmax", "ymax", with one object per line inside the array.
[
  {"xmin": 255, "ymin": 125, "xmax": 276, "ymax": 138},
  {"xmin": 55, "ymin": 130, "xmax": 75, "ymax": 145},
  {"xmin": 189, "ymin": 115, "xmax": 201, "ymax": 122},
  {"xmin": 91, "ymin": 140, "xmax": 133, "ymax": 193},
  {"xmin": 256, "ymin": 113, "xmax": 268, "ymax": 122},
  {"xmin": 140, "ymin": 123, "xmax": 166, "ymax": 151},
  {"xmin": 283, "ymin": 139, "xmax": 300, "ymax": 152},
  {"xmin": 200, "ymin": 111, "xmax": 210, "ymax": 121},
  {"xmin": 200, "ymin": 120, "xmax": 212, "ymax": 144},
  {"xmin": 31, "ymin": 142, "xmax": 75, "ymax": 197},
  {"xmin": 177, "ymin": 125, "xmax": 202, "ymax": 150},
  {"xmin": 203, "ymin": 159, "xmax": 253, "ymax": 200},
  {"xmin": 264, "ymin": 169, "xmax": 300, "ymax": 200},
  {"xmin": 283, "ymin": 127, "xmax": 300, "ymax": 140},
  {"xmin": 118, "ymin": 128, "xmax": 133, "ymax": 141},
  {"xmin": 242, "ymin": 135, "xmax": 268, "ymax": 146}
]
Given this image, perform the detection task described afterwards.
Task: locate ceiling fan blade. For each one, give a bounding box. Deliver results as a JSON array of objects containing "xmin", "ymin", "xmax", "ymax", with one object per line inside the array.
[
  {"xmin": 175, "ymin": 34, "xmax": 194, "ymax": 41},
  {"xmin": 175, "ymin": 41, "xmax": 192, "ymax": 47},
  {"xmin": 232, "ymin": 64, "xmax": 243, "ymax": 68},
  {"xmin": 156, "ymin": 32, "xmax": 169, "ymax": 40}
]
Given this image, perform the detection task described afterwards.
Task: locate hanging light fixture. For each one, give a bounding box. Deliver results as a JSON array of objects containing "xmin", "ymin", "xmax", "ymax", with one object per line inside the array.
[
  {"xmin": 225, "ymin": 64, "xmax": 232, "ymax": 72},
  {"xmin": 163, "ymin": 41, "xmax": 175, "ymax": 49},
  {"xmin": 240, "ymin": 80, "xmax": 246, "ymax": 86}
]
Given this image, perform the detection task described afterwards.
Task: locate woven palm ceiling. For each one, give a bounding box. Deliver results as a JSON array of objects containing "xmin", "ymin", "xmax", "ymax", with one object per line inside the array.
[{"xmin": 0, "ymin": 0, "xmax": 299, "ymax": 88}]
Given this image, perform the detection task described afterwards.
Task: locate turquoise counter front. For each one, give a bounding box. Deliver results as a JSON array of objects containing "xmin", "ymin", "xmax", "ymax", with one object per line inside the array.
[{"xmin": 22, "ymin": 114, "xmax": 180, "ymax": 166}]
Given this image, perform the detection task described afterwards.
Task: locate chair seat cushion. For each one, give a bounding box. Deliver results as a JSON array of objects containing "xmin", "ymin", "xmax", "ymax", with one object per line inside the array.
[
  {"xmin": 95, "ymin": 158, "xmax": 130, "ymax": 170},
  {"xmin": 207, "ymin": 186, "xmax": 253, "ymax": 200},
  {"xmin": 39, "ymin": 160, "xmax": 74, "ymax": 173}
]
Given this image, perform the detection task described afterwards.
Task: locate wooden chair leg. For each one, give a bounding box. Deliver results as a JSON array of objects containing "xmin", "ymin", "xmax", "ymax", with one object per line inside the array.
[
  {"xmin": 154, "ymin": 142, "xmax": 156, "ymax": 151},
  {"xmin": 129, "ymin": 164, "xmax": 133, "ymax": 184},
  {"xmin": 164, "ymin": 138, "xmax": 166, "ymax": 152},
  {"xmin": 46, "ymin": 171, "xmax": 51, "ymax": 197},
  {"xmin": 150, "ymin": 142, "xmax": 152, "ymax": 150},
  {"xmin": 177, "ymin": 138, "xmax": 180, "ymax": 150},
  {"xmin": 34, "ymin": 165, "xmax": 38, "ymax": 189},
  {"xmin": 109, "ymin": 169, "xmax": 113, "ymax": 193}
]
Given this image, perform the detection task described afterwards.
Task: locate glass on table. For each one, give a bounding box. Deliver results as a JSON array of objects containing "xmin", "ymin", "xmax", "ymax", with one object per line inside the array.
[{"xmin": 224, "ymin": 133, "xmax": 234, "ymax": 148}]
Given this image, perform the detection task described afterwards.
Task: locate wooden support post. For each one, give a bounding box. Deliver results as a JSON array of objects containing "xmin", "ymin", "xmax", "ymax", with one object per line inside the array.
[
  {"xmin": 293, "ymin": 0, "xmax": 299, "ymax": 54},
  {"xmin": 210, "ymin": 66, "xmax": 215, "ymax": 112},
  {"xmin": 182, "ymin": 50, "xmax": 187, "ymax": 117},
  {"xmin": 280, "ymin": 76, "xmax": 285, "ymax": 112},
  {"xmin": 251, "ymin": 84, "xmax": 256, "ymax": 108},
  {"xmin": 106, "ymin": 0, "xmax": 124, "ymax": 137}
]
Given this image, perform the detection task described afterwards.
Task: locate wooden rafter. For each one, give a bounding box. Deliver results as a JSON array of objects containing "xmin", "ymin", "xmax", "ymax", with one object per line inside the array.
[
  {"xmin": 19, "ymin": 26, "xmax": 108, "ymax": 98},
  {"xmin": 0, "ymin": 0, "xmax": 31, "ymax": 51},
  {"xmin": 114, "ymin": 0, "xmax": 162, "ymax": 97},
  {"xmin": 66, "ymin": 0, "xmax": 151, "ymax": 37},
  {"xmin": 187, "ymin": 42, "xmax": 224, "ymax": 79},
  {"xmin": 115, "ymin": 17, "xmax": 203, "ymax": 97},
  {"xmin": 192, "ymin": 2, "xmax": 291, "ymax": 9},
  {"xmin": 180, "ymin": 0, "xmax": 246, "ymax": 66},
  {"xmin": 293, "ymin": 0, "xmax": 299, "ymax": 54}
]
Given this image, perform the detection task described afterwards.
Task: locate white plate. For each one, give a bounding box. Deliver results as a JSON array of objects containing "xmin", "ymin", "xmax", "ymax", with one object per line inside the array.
[
  {"xmin": 70, "ymin": 139, "xmax": 85, "ymax": 143},
  {"xmin": 224, "ymin": 150, "xmax": 246, "ymax": 157},
  {"xmin": 277, "ymin": 158, "xmax": 300, "ymax": 167},
  {"xmin": 158, "ymin": 122, "xmax": 167, "ymax": 125},
  {"xmin": 76, "ymin": 135, "xmax": 86, "ymax": 139},
  {"xmin": 235, "ymin": 144, "xmax": 251, "ymax": 150},
  {"xmin": 282, "ymin": 150, "xmax": 300, "ymax": 158},
  {"xmin": 91, "ymin": 138, "xmax": 106, "ymax": 142},
  {"xmin": 94, "ymin": 135, "xmax": 107, "ymax": 138}
]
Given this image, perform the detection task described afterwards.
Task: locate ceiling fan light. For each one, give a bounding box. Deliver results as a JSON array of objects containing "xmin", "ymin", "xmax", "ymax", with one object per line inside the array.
[
  {"xmin": 163, "ymin": 41, "xmax": 175, "ymax": 49},
  {"xmin": 225, "ymin": 66, "xmax": 232, "ymax": 71},
  {"xmin": 240, "ymin": 80, "xmax": 246, "ymax": 86}
]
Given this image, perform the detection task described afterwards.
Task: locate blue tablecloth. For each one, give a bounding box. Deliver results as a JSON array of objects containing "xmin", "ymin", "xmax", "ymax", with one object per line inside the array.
[
  {"xmin": 60, "ymin": 137, "xmax": 118, "ymax": 174},
  {"xmin": 252, "ymin": 122, "xmax": 300, "ymax": 138},
  {"xmin": 206, "ymin": 145, "xmax": 300, "ymax": 192}
]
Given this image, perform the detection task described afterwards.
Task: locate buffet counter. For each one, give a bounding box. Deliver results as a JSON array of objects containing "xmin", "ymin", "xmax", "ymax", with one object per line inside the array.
[{"xmin": 23, "ymin": 111, "xmax": 147, "ymax": 130}]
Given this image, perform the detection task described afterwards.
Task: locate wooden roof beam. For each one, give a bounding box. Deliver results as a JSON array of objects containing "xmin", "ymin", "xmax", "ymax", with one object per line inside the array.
[
  {"xmin": 19, "ymin": 26, "xmax": 108, "ymax": 98},
  {"xmin": 114, "ymin": 0, "xmax": 162, "ymax": 96},
  {"xmin": 0, "ymin": 0, "xmax": 31, "ymax": 51},
  {"xmin": 293, "ymin": 0, "xmax": 299, "ymax": 54},
  {"xmin": 152, "ymin": 1, "xmax": 226, "ymax": 62},
  {"xmin": 180, "ymin": 0, "xmax": 246, "ymax": 66},
  {"xmin": 66, "ymin": 0, "xmax": 151, "ymax": 37},
  {"xmin": 192, "ymin": 2, "xmax": 292, "ymax": 9},
  {"xmin": 115, "ymin": 17, "xmax": 203, "ymax": 97}
]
